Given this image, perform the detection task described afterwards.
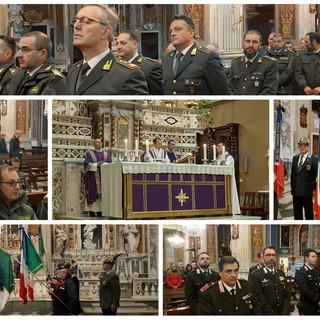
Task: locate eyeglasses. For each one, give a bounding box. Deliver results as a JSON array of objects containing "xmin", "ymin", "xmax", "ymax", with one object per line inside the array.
[
  {"xmin": 265, "ymin": 254, "xmax": 277, "ymax": 257},
  {"xmin": 224, "ymin": 269, "xmax": 239, "ymax": 275},
  {"xmin": 244, "ymin": 40, "xmax": 260, "ymax": 45},
  {"xmin": 17, "ymin": 46, "xmax": 43, "ymax": 53},
  {"xmin": 0, "ymin": 180, "xmax": 23, "ymax": 188},
  {"xmin": 72, "ymin": 16, "xmax": 109, "ymax": 27}
]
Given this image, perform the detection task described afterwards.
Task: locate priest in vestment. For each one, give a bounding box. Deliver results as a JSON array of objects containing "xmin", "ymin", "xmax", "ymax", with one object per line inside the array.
[
  {"xmin": 84, "ymin": 139, "xmax": 111, "ymax": 217},
  {"xmin": 148, "ymin": 137, "xmax": 170, "ymax": 163}
]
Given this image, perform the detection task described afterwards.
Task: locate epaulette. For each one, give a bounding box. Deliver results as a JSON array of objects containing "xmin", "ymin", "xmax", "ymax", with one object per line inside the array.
[
  {"xmin": 200, "ymin": 281, "xmax": 216, "ymax": 293},
  {"xmin": 0, "ymin": 67, "xmax": 4, "ymax": 74},
  {"xmin": 233, "ymin": 56, "xmax": 244, "ymax": 61},
  {"xmin": 198, "ymin": 47, "xmax": 211, "ymax": 54},
  {"xmin": 117, "ymin": 59, "xmax": 140, "ymax": 70},
  {"xmin": 146, "ymin": 57, "xmax": 159, "ymax": 63},
  {"xmin": 166, "ymin": 50, "xmax": 175, "ymax": 56},
  {"xmin": 44, "ymin": 65, "xmax": 53, "ymax": 71},
  {"xmin": 251, "ymin": 268, "xmax": 261, "ymax": 274},
  {"xmin": 51, "ymin": 69, "xmax": 63, "ymax": 78},
  {"xmin": 9, "ymin": 68, "xmax": 17, "ymax": 75},
  {"xmin": 264, "ymin": 56, "xmax": 277, "ymax": 62},
  {"xmin": 72, "ymin": 60, "xmax": 83, "ymax": 67}
]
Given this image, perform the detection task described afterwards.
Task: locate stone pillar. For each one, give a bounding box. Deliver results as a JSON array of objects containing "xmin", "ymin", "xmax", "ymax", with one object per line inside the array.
[
  {"xmin": 0, "ymin": 4, "xmax": 8, "ymax": 35},
  {"xmin": 294, "ymin": 5, "xmax": 316, "ymax": 40},
  {"xmin": 147, "ymin": 225, "xmax": 158, "ymax": 278}
]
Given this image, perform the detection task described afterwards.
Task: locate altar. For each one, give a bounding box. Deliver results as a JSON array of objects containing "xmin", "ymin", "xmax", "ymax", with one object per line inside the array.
[{"xmin": 101, "ymin": 162, "xmax": 240, "ymax": 219}]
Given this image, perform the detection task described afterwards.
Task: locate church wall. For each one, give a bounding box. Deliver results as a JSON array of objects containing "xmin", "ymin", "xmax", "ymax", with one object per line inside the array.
[{"xmin": 212, "ymin": 100, "xmax": 269, "ymax": 195}]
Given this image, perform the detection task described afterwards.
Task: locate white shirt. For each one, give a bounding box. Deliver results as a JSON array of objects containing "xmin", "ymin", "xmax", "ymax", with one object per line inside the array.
[
  {"xmin": 222, "ymin": 281, "xmax": 236, "ymax": 295},
  {"xmin": 84, "ymin": 48, "xmax": 110, "ymax": 76}
]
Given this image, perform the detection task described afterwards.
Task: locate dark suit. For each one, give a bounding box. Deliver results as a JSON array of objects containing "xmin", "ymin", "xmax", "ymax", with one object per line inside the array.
[
  {"xmin": 0, "ymin": 138, "xmax": 8, "ymax": 154},
  {"xmin": 0, "ymin": 60, "xmax": 17, "ymax": 94},
  {"xmin": 162, "ymin": 43, "xmax": 230, "ymax": 95},
  {"xmin": 99, "ymin": 270, "xmax": 120, "ymax": 315},
  {"xmin": 295, "ymin": 264, "xmax": 320, "ymax": 315},
  {"xmin": 67, "ymin": 52, "xmax": 149, "ymax": 95},
  {"xmin": 5, "ymin": 64, "xmax": 66, "ymax": 95},
  {"xmin": 9, "ymin": 135, "xmax": 20, "ymax": 160},
  {"xmin": 198, "ymin": 279, "xmax": 262, "ymax": 315},
  {"xmin": 184, "ymin": 268, "xmax": 220, "ymax": 314},
  {"xmin": 291, "ymin": 153, "xmax": 318, "ymax": 220},
  {"xmin": 229, "ymin": 53, "xmax": 279, "ymax": 95},
  {"xmin": 249, "ymin": 267, "xmax": 290, "ymax": 315},
  {"xmin": 132, "ymin": 55, "xmax": 163, "ymax": 94}
]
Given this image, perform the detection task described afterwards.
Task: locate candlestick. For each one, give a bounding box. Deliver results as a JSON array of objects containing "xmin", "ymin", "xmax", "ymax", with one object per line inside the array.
[
  {"xmin": 213, "ymin": 145, "xmax": 217, "ymax": 161},
  {"xmin": 124, "ymin": 139, "xmax": 128, "ymax": 156},
  {"xmin": 203, "ymin": 144, "xmax": 207, "ymax": 161}
]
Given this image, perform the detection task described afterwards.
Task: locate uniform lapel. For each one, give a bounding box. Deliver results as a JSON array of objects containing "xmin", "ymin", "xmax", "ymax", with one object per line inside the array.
[
  {"xmin": 76, "ymin": 52, "xmax": 114, "ymax": 95},
  {"xmin": 174, "ymin": 44, "xmax": 197, "ymax": 78},
  {"xmin": 69, "ymin": 62, "xmax": 82, "ymax": 95}
]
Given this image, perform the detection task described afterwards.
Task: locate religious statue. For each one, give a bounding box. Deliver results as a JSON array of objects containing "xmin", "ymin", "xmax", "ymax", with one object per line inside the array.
[
  {"xmin": 55, "ymin": 226, "xmax": 67, "ymax": 257},
  {"xmin": 8, "ymin": 5, "xmax": 24, "ymax": 37},
  {"xmin": 124, "ymin": 225, "xmax": 140, "ymax": 255},
  {"xmin": 83, "ymin": 224, "xmax": 97, "ymax": 249}
]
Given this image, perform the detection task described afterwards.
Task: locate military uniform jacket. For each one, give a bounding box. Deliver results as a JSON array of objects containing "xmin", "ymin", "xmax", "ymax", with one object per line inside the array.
[
  {"xmin": 294, "ymin": 264, "xmax": 320, "ymax": 314},
  {"xmin": 0, "ymin": 60, "xmax": 17, "ymax": 94},
  {"xmin": 162, "ymin": 43, "xmax": 230, "ymax": 95},
  {"xmin": 52, "ymin": 275, "xmax": 81, "ymax": 315},
  {"xmin": 267, "ymin": 48, "xmax": 294, "ymax": 94},
  {"xmin": 132, "ymin": 55, "xmax": 163, "ymax": 94},
  {"xmin": 295, "ymin": 50, "xmax": 320, "ymax": 91},
  {"xmin": 198, "ymin": 279, "xmax": 263, "ymax": 315},
  {"xmin": 99, "ymin": 270, "xmax": 120, "ymax": 309},
  {"xmin": 249, "ymin": 264, "xmax": 263, "ymax": 274},
  {"xmin": 229, "ymin": 53, "xmax": 279, "ymax": 95},
  {"xmin": 184, "ymin": 268, "xmax": 220, "ymax": 314},
  {"xmin": 5, "ymin": 64, "xmax": 66, "ymax": 95},
  {"xmin": 249, "ymin": 267, "xmax": 290, "ymax": 315},
  {"xmin": 291, "ymin": 153, "xmax": 318, "ymax": 197},
  {"xmin": 67, "ymin": 52, "xmax": 149, "ymax": 95}
]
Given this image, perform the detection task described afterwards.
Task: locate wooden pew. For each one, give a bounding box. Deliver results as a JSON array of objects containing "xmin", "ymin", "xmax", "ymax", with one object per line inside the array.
[{"xmin": 163, "ymin": 287, "xmax": 190, "ymax": 315}]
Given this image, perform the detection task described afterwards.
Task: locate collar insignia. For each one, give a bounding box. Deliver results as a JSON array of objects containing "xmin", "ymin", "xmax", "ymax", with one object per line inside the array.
[{"xmin": 102, "ymin": 60, "xmax": 113, "ymax": 70}]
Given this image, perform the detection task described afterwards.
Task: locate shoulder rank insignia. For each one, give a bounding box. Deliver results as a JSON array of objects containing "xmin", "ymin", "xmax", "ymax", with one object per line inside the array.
[
  {"xmin": 137, "ymin": 57, "xmax": 143, "ymax": 63},
  {"xmin": 117, "ymin": 60, "xmax": 140, "ymax": 70},
  {"xmin": 0, "ymin": 68, "xmax": 4, "ymax": 74},
  {"xmin": 45, "ymin": 65, "xmax": 52, "ymax": 71},
  {"xmin": 198, "ymin": 47, "xmax": 211, "ymax": 54},
  {"xmin": 146, "ymin": 57, "xmax": 159, "ymax": 63},
  {"xmin": 167, "ymin": 50, "xmax": 175, "ymax": 56},
  {"xmin": 200, "ymin": 282, "xmax": 215, "ymax": 292},
  {"xmin": 26, "ymin": 87, "xmax": 39, "ymax": 94},
  {"xmin": 52, "ymin": 69, "xmax": 63, "ymax": 77},
  {"xmin": 102, "ymin": 60, "xmax": 113, "ymax": 71},
  {"xmin": 264, "ymin": 56, "xmax": 277, "ymax": 62},
  {"xmin": 9, "ymin": 68, "xmax": 16, "ymax": 75},
  {"xmin": 257, "ymin": 57, "xmax": 263, "ymax": 63},
  {"xmin": 191, "ymin": 47, "xmax": 197, "ymax": 55},
  {"xmin": 233, "ymin": 56, "xmax": 243, "ymax": 61}
]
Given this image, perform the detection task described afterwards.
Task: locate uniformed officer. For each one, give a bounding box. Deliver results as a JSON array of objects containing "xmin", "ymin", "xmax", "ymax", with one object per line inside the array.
[
  {"xmin": 198, "ymin": 256, "xmax": 262, "ymax": 315},
  {"xmin": 162, "ymin": 15, "xmax": 229, "ymax": 95},
  {"xmin": 5, "ymin": 31, "xmax": 66, "ymax": 95},
  {"xmin": 259, "ymin": 32, "xmax": 276, "ymax": 56},
  {"xmin": 67, "ymin": 5, "xmax": 149, "ymax": 95},
  {"xmin": 116, "ymin": 31, "xmax": 163, "ymax": 95},
  {"xmin": 291, "ymin": 137, "xmax": 318, "ymax": 220},
  {"xmin": 249, "ymin": 252, "xmax": 264, "ymax": 274},
  {"xmin": 249, "ymin": 245, "xmax": 290, "ymax": 315},
  {"xmin": 0, "ymin": 35, "xmax": 17, "ymax": 94},
  {"xmin": 266, "ymin": 33, "xmax": 294, "ymax": 95},
  {"xmin": 295, "ymin": 32, "xmax": 320, "ymax": 95},
  {"xmin": 99, "ymin": 254, "xmax": 121, "ymax": 315},
  {"xmin": 295, "ymin": 249, "xmax": 320, "ymax": 315},
  {"xmin": 184, "ymin": 251, "xmax": 220, "ymax": 314},
  {"xmin": 229, "ymin": 30, "xmax": 279, "ymax": 95},
  {"xmin": 50, "ymin": 263, "xmax": 82, "ymax": 315}
]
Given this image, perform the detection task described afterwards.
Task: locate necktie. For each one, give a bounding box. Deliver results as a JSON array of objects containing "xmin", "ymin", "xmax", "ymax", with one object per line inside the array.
[
  {"xmin": 76, "ymin": 62, "xmax": 90, "ymax": 91},
  {"xmin": 246, "ymin": 60, "xmax": 252, "ymax": 68},
  {"xmin": 298, "ymin": 155, "xmax": 304, "ymax": 169},
  {"xmin": 230, "ymin": 288, "xmax": 235, "ymax": 296},
  {"xmin": 173, "ymin": 52, "xmax": 183, "ymax": 76}
]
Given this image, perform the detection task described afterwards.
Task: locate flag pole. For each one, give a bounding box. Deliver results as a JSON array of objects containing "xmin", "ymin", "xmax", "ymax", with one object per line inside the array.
[{"xmin": 0, "ymin": 247, "xmax": 73, "ymax": 315}]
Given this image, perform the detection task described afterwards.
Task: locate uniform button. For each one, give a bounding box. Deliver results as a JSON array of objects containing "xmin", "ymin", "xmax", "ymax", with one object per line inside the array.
[
  {"xmin": 242, "ymin": 87, "xmax": 245, "ymax": 89},
  {"xmin": 173, "ymin": 92, "xmax": 176, "ymax": 95},
  {"xmin": 173, "ymin": 80, "xmax": 177, "ymax": 83},
  {"xmin": 244, "ymin": 78, "xmax": 247, "ymax": 80},
  {"xmin": 185, "ymin": 80, "xmax": 189, "ymax": 84},
  {"xmin": 191, "ymin": 82, "xmax": 194, "ymax": 84},
  {"xmin": 235, "ymin": 307, "xmax": 238, "ymax": 310},
  {"xmin": 277, "ymin": 297, "xmax": 279, "ymax": 299},
  {"xmin": 219, "ymin": 310, "xmax": 222, "ymax": 313}
]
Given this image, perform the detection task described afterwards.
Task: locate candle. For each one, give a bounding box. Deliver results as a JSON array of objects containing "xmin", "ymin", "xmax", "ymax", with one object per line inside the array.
[
  {"xmin": 203, "ymin": 144, "xmax": 207, "ymax": 160},
  {"xmin": 135, "ymin": 139, "xmax": 139, "ymax": 157},
  {"xmin": 213, "ymin": 145, "xmax": 217, "ymax": 161},
  {"xmin": 146, "ymin": 140, "xmax": 150, "ymax": 156},
  {"xmin": 124, "ymin": 139, "xmax": 128, "ymax": 156}
]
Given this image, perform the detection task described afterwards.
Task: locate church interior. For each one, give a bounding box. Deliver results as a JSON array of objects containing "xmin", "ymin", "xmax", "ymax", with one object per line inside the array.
[
  {"xmin": 0, "ymin": 223, "xmax": 158, "ymax": 315},
  {"xmin": 0, "ymin": 100, "xmax": 48, "ymax": 216},
  {"xmin": 52, "ymin": 99, "xmax": 268, "ymax": 220},
  {"xmin": 163, "ymin": 223, "xmax": 320, "ymax": 315}
]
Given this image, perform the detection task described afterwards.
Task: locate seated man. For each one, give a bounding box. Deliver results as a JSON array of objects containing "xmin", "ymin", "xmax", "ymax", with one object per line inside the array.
[
  {"xmin": 166, "ymin": 140, "xmax": 180, "ymax": 163},
  {"xmin": 8, "ymin": 157, "xmax": 31, "ymax": 191},
  {"xmin": 0, "ymin": 165, "xmax": 36, "ymax": 219}
]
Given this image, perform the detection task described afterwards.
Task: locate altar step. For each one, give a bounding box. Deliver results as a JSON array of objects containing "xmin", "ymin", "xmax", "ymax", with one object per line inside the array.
[{"xmin": 82, "ymin": 299, "xmax": 158, "ymax": 315}]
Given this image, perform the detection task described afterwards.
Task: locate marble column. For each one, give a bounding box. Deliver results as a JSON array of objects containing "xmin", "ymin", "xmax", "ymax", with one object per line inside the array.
[{"xmin": 0, "ymin": 4, "xmax": 8, "ymax": 35}]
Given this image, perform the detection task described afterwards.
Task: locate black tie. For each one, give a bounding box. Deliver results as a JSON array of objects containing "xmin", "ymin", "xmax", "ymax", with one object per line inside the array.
[
  {"xmin": 76, "ymin": 62, "xmax": 90, "ymax": 91},
  {"xmin": 246, "ymin": 60, "xmax": 252, "ymax": 68},
  {"xmin": 173, "ymin": 52, "xmax": 183, "ymax": 76}
]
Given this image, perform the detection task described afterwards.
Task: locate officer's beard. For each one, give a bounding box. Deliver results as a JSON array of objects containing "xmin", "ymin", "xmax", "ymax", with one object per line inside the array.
[
  {"xmin": 199, "ymin": 263, "xmax": 210, "ymax": 270},
  {"xmin": 244, "ymin": 48, "xmax": 258, "ymax": 60}
]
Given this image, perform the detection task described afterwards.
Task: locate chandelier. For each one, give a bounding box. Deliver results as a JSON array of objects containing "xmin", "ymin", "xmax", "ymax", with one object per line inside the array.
[
  {"xmin": 168, "ymin": 233, "xmax": 184, "ymax": 249},
  {"xmin": 183, "ymin": 225, "xmax": 205, "ymax": 237}
]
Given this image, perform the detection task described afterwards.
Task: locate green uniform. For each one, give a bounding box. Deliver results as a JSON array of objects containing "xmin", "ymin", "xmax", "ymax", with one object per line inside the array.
[
  {"xmin": 0, "ymin": 60, "xmax": 17, "ymax": 94},
  {"xmin": 162, "ymin": 43, "xmax": 230, "ymax": 95},
  {"xmin": 229, "ymin": 53, "xmax": 279, "ymax": 95}
]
